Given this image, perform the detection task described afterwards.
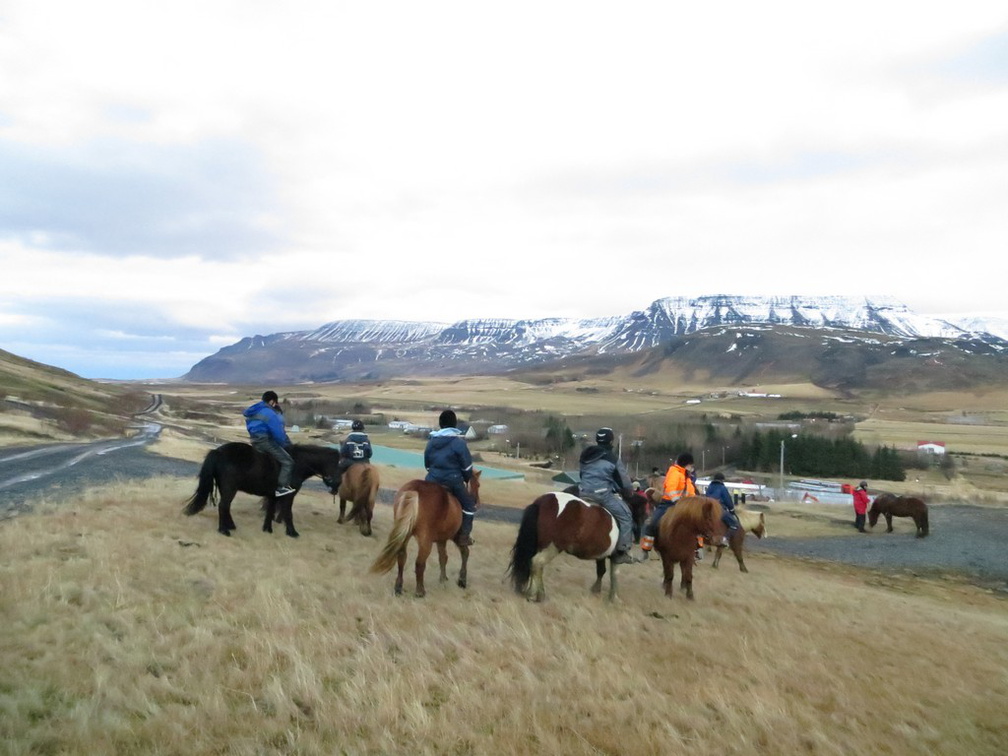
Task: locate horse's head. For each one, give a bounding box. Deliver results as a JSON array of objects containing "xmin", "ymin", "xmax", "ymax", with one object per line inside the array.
[
  {"xmin": 296, "ymin": 445, "xmax": 342, "ymax": 494},
  {"xmin": 867, "ymin": 495, "xmax": 885, "ymax": 527},
  {"xmin": 468, "ymin": 470, "xmax": 482, "ymax": 506}
]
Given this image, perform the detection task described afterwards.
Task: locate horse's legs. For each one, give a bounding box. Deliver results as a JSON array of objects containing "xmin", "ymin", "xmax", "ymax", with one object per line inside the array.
[
  {"xmin": 282, "ymin": 494, "xmax": 299, "ymax": 538},
  {"xmin": 591, "ymin": 559, "xmax": 606, "ymax": 594},
  {"xmin": 218, "ymin": 489, "xmax": 238, "ymax": 535},
  {"xmin": 884, "ymin": 512, "xmax": 893, "ymax": 533},
  {"xmin": 528, "ymin": 545, "xmax": 560, "ymax": 602},
  {"xmin": 731, "ymin": 537, "xmax": 748, "ymax": 573},
  {"xmin": 606, "ymin": 557, "xmax": 619, "ymax": 602},
  {"xmin": 394, "ymin": 547, "xmax": 407, "ymax": 596},
  {"xmin": 681, "ymin": 558, "xmax": 695, "ymax": 600},
  {"xmin": 661, "ymin": 554, "xmax": 676, "ymax": 598},
  {"xmin": 337, "ymin": 496, "xmax": 348, "ymax": 524},
  {"xmin": 457, "ymin": 543, "xmax": 469, "ymax": 589},
  {"xmin": 712, "ymin": 545, "xmax": 724, "ymax": 568},
  {"xmin": 414, "ymin": 539, "xmax": 433, "ymax": 598},
  {"xmin": 436, "ymin": 541, "xmax": 449, "ymax": 585},
  {"xmin": 262, "ymin": 495, "xmax": 275, "ymax": 533}
]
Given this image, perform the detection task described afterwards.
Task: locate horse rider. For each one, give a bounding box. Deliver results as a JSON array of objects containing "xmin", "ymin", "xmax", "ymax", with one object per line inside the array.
[
  {"xmin": 577, "ymin": 427, "xmax": 638, "ymax": 565},
  {"xmin": 424, "ymin": 410, "xmax": 477, "ymax": 547},
  {"xmin": 705, "ymin": 472, "xmax": 740, "ymax": 546},
  {"xmin": 852, "ymin": 480, "xmax": 870, "ymax": 532},
  {"xmin": 336, "ymin": 419, "xmax": 373, "ymax": 484},
  {"xmin": 243, "ymin": 390, "xmax": 296, "ymax": 497},
  {"xmin": 639, "ymin": 452, "xmax": 697, "ymax": 561}
]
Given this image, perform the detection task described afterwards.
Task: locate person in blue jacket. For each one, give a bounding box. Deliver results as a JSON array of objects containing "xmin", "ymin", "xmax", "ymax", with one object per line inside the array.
[
  {"xmin": 243, "ymin": 391, "xmax": 295, "ymax": 497},
  {"xmin": 424, "ymin": 409, "xmax": 477, "ymax": 546},
  {"xmin": 705, "ymin": 472, "xmax": 740, "ymax": 546},
  {"xmin": 337, "ymin": 419, "xmax": 373, "ymax": 480}
]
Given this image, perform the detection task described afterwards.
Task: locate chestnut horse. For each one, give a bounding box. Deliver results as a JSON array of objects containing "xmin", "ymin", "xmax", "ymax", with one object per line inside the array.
[
  {"xmin": 869, "ymin": 493, "xmax": 929, "ymax": 537},
  {"xmin": 655, "ymin": 495, "xmax": 722, "ymax": 599},
  {"xmin": 508, "ymin": 491, "xmax": 624, "ymax": 603},
  {"xmin": 710, "ymin": 507, "xmax": 767, "ymax": 571},
  {"xmin": 336, "ymin": 463, "xmax": 379, "ymax": 536},
  {"xmin": 182, "ymin": 442, "xmax": 341, "ymax": 538},
  {"xmin": 369, "ymin": 472, "xmax": 481, "ymax": 597}
]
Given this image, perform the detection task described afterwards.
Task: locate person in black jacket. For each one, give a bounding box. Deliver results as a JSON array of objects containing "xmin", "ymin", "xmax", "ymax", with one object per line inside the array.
[
  {"xmin": 424, "ymin": 410, "xmax": 477, "ymax": 546},
  {"xmin": 336, "ymin": 419, "xmax": 373, "ymax": 481}
]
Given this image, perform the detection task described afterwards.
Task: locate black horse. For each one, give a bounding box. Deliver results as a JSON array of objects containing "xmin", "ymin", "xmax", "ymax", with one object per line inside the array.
[{"xmin": 182, "ymin": 442, "xmax": 341, "ymax": 537}]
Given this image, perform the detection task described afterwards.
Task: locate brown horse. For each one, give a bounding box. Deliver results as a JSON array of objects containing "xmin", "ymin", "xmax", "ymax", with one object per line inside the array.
[
  {"xmin": 369, "ymin": 472, "xmax": 481, "ymax": 597},
  {"xmin": 508, "ymin": 491, "xmax": 623, "ymax": 603},
  {"xmin": 655, "ymin": 495, "xmax": 722, "ymax": 599},
  {"xmin": 336, "ymin": 463, "xmax": 379, "ymax": 536},
  {"xmin": 710, "ymin": 507, "xmax": 767, "ymax": 571},
  {"xmin": 869, "ymin": 493, "xmax": 929, "ymax": 537}
]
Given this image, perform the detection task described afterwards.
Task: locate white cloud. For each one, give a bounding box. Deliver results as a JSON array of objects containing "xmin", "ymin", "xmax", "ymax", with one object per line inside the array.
[{"xmin": 2, "ymin": 1, "xmax": 1008, "ymax": 377}]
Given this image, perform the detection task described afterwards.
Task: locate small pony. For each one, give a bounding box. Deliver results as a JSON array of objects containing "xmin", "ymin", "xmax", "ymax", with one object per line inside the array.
[
  {"xmin": 710, "ymin": 507, "xmax": 767, "ymax": 571},
  {"xmin": 182, "ymin": 442, "xmax": 341, "ymax": 538},
  {"xmin": 336, "ymin": 463, "xmax": 380, "ymax": 536},
  {"xmin": 654, "ymin": 495, "xmax": 722, "ymax": 600},
  {"xmin": 508, "ymin": 491, "xmax": 623, "ymax": 603},
  {"xmin": 369, "ymin": 472, "xmax": 481, "ymax": 597},
  {"xmin": 869, "ymin": 493, "xmax": 929, "ymax": 537}
]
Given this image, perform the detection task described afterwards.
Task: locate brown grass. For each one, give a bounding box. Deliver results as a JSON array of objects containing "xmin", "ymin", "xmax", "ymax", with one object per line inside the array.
[{"xmin": 2, "ymin": 478, "xmax": 1007, "ymax": 755}]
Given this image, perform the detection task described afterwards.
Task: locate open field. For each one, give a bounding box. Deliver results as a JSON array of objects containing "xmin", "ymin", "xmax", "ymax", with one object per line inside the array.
[{"xmin": 2, "ymin": 478, "xmax": 1007, "ymax": 755}]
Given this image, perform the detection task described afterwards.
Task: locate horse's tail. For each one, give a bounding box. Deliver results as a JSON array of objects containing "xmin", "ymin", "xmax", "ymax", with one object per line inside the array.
[
  {"xmin": 507, "ymin": 501, "xmax": 541, "ymax": 593},
  {"xmin": 182, "ymin": 450, "xmax": 218, "ymax": 516},
  {"xmin": 369, "ymin": 489, "xmax": 419, "ymax": 574}
]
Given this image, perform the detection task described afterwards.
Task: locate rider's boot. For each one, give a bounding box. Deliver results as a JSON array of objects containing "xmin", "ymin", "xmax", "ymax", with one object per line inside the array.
[{"xmin": 454, "ymin": 512, "xmax": 475, "ymax": 547}]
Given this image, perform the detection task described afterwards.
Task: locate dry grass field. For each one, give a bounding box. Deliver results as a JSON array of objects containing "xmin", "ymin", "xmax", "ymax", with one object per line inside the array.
[
  {"xmin": 2, "ymin": 477, "xmax": 1007, "ymax": 756},
  {"xmin": 3, "ymin": 372, "xmax": 1008, "ymax": 754}
]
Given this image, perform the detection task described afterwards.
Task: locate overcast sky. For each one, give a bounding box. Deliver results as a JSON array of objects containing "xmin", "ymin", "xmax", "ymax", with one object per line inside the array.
[{"xmin": 3, "ymin": 1, "xmax": 1007, "ymax": 380}]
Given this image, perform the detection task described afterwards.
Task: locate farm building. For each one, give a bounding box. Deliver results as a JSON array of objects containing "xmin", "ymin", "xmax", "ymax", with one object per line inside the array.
[{"xmin": 917, "ymin": 441, "xmax": 946, "ymax": 456}]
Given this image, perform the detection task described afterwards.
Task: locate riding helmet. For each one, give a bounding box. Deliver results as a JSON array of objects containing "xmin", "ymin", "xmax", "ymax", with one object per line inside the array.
[
  {"xmin": 675, "ymin": 452, "xmax": 695, "ymax": 467},
  {"xmin": 439, "ymin": 409, "xmax": 458, "ymax": 428},
  {"xmin": 351, "ymin": 420, "xmax": 364, "ymax": 431},
  {"xmin": 859, "ymin": 481, "xmax": 868, "ymax": 490},
  {"xmin": 595, "ymin": 427, "xmax": 615, "ymax": 446}
]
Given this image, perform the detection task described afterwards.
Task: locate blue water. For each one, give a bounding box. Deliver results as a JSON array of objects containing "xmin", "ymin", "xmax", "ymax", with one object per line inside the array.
[{"xmin": 363, "ymin": 445, "xmax": 525, "ymax": 481}]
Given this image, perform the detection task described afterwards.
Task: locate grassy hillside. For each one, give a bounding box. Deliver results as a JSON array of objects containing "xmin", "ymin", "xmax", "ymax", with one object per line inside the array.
[
  {"xmin": 0, "ymin": 348, "xmax": 150, "ymax": 445},
  {"xmin": 1, "ymin": 477, "xmax": 1006, "ymax": 755}
]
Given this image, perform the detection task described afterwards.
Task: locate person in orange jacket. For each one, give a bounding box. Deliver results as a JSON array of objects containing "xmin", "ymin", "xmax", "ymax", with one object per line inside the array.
[{"xmin": 638, "ymin": 452, "xmax": 697, "ymax": 560}]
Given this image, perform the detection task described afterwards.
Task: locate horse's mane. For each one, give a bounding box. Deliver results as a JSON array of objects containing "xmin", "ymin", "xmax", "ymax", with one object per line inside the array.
[
  {"xmin": 667, "ymin": 495, "xmax": 714, "ymax": 527},
  {"xmin": 290, "ymin": 443, "xmax": 337, "ymax": 453}
]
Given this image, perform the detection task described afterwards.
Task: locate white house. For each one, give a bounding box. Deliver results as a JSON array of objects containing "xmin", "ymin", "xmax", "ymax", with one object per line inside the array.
[
  {"xmin": 917, "ymin": 441, "xmax": 946, "ymax": 456},
  {"xmin": 488, "ymin": 424, "xmax": 509, "ymax": 435}
]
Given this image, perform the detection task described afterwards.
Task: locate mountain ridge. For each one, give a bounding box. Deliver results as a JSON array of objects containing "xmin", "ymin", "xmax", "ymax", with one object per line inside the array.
[{"xmin": 183, "ymin": 295, "xmax": 1008, "ymax": 387}]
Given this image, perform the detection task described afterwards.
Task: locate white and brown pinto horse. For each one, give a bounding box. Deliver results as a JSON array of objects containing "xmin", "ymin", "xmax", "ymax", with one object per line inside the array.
[{"xmin": 508, "ymin": 491, "xmax": 623, "ymax": 602}]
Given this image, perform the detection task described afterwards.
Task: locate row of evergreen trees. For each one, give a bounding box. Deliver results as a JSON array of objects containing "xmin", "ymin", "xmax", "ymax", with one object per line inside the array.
[{"xmin": 737, "ymin": 430, "xmax": 906, "ymax": 481}]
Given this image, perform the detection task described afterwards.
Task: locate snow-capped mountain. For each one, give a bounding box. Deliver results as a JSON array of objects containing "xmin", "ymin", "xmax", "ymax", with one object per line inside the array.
[{"xmin": 183, "ymin": 295, "xmax": 1007, "ymax": 385}]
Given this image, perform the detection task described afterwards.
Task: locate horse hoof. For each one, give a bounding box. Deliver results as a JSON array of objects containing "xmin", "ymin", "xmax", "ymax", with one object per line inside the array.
[
  {"xmin": 457, "ymin": 578, "xmax": 467, "ymax": 589},
  {"xmin": 263, "ymin": 525, "xmax": 273, "ymax": 533},
  {"xmin": 286, "ymin": 530, "xmax": 300, "ymax": 539},
  {"xmin": 337, "ymin": 516, "xmax": 345, "ymax": 524},
  {"xmin": 218, "ymin": 529, "xmax": 231, "ymax": 537}
]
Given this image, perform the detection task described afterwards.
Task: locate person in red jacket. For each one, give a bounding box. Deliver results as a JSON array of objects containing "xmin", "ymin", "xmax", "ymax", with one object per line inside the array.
[{"xmin": 852, "ymin": 481, "xmax": 870, "ymax": 532}]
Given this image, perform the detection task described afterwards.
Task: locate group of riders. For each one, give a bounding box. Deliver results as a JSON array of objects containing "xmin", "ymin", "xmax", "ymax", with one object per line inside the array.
[{"xmin": 243, "ymin": 390, "xmax": 739, "ymax": 556}]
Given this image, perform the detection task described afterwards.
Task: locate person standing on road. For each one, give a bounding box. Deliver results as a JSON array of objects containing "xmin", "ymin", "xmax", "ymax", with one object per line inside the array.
[
  {"xmin": 243, "ymin": 391, "xmax": 296, "ymax": 497},
  {"xmin": 424, "ymin": 410, "xmax": 477, "ymax": 547},
  {"xmin": 578, "ymin": 427, "xmax": 638, "ymax": 565},
  {"xmin": 852, "ymin": 480, "xmax": 870, "ymax": 532}
]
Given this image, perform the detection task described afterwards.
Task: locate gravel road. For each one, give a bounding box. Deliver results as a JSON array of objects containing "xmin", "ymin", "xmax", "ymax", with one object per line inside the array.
[{"xmin": 3, "ymin": 432, "xmax": 1006, "ymax": 594}]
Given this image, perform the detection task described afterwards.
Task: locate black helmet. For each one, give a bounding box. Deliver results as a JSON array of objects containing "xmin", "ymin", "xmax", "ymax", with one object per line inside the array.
[
  {"xmin": 859, "ymin": 481, "xmax": 868, "ymax": 490},
  {"xmin": 351, "ymin": 420, "xmax": 364, "ymax": 432},
  {"xmin": 439, "ymin": 409, "xmax": 457, "ymax": 428},
  {"xmin": 675, "ymin": 452, "xmax": 694, "ymax": 467},
  {"xmin": 595, "ymin": 427, "xmax": 615, "ymax": 446}
]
